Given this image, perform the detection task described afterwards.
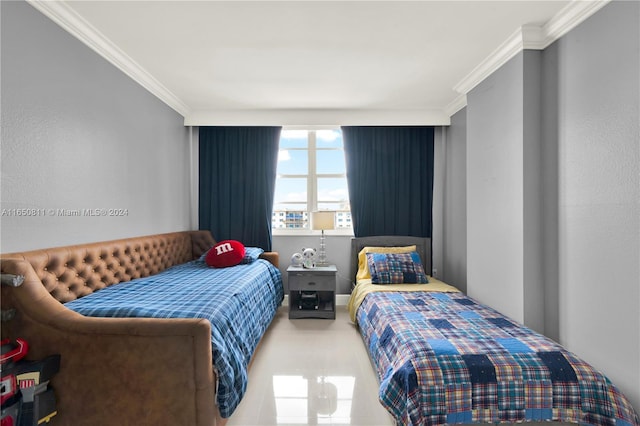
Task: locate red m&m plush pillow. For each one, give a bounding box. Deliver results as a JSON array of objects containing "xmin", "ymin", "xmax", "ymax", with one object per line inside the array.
[{"xmin": 205, "ymin": 240, "xmax": 246, "ymax": 268}]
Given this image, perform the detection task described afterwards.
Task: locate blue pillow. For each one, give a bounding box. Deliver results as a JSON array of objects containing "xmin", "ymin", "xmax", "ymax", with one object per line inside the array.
[
  {"xmin": 366, "ymin": 251, "xmax": 428, "ymax": 284},
  {"xmin": 241, "ymin": 247, "xmax": 264, "ymax": 264}
]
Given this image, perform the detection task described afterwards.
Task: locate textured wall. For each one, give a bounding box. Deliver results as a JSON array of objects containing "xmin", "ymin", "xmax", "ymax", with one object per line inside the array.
[
  {"xmin": 1, "ymin": 1, "xmax": 192, "ymax": 252},
  {"xmin": 440, "ymin": 109, "xmax": 467, "ymax": 293},
  {"xmin": 463, "ymin": 0, "xmax": 639, "ymax": 410},
  {"xmin": 466, "ymin": 51, "xmax": 527, "ymax": 324},
  {"xmin": 551, "ymin": 0, "xmax": 639, "ymax": 409}
]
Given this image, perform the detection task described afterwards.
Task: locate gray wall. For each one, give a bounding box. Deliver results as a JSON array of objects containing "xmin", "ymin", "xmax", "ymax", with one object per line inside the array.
[
  {"xmin": 439, "ymin": 109, "xmax": 467, "ymax": 293},
  {"xmin": 1, "ymin": 1, "xmax": 192, "ymax": 252},
  {"xmin": 467, "ymin": 50, "xmax": 540, "ymax": 329},
  {"xmin": 457, "ymin": 0, "xmax": 639, "ymax": 410},
  {"xmin": 465, "ymin": 48, "xmax": 544, "ymax": 335},
  {"xmin": 432, "ymin": 128, "xmax": 445, "ymax": 281},
  {"xmin": 548, "ymin": 0, "xmax": 639, "ymax": 408}
]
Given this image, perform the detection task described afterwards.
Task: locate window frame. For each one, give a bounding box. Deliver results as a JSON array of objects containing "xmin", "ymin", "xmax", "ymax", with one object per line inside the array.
[{"xmin": 272, "ymin": 127, "xmax": 353, "ymax": 236}]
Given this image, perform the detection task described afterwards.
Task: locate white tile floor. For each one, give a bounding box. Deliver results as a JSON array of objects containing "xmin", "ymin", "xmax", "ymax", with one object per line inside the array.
[{"xmin": 227, "ymin": 306, "xmax": 394, "ymax": 426}]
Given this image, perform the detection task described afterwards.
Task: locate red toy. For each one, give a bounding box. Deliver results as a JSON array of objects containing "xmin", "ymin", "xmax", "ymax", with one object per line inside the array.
[
  {"xmin": 1, "ymin": 339, "xmax": 28, "ymax": 426},
  {"xmin": 1, "ymin": 339, "xmax": 59, "ymax": 426}
]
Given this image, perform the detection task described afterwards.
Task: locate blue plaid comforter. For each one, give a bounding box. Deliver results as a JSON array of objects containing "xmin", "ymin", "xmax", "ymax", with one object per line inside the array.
[
  {"xmin": 65, "ymin": 259, "xmax": 283, "ymax": 418},
  {"xmin": 356, "ymin": 290, "xmax": 639, "ymax": 426}
]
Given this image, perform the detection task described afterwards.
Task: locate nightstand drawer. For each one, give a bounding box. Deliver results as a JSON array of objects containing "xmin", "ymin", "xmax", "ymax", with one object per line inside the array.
[{"xmin": 289, "ymin": 273, "xmax": 334, "ymax": 291}]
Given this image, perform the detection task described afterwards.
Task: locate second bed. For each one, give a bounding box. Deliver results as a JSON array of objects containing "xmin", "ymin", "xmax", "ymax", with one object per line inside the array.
[{"xmin": 348, "ymin": 236, "xmax": 639, "ymax": 426}]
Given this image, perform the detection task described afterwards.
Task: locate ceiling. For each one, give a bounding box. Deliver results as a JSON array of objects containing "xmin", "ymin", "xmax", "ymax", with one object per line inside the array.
[{"xmin": 30, "ymin": 0, "xmax": 608, "ymax": 126}]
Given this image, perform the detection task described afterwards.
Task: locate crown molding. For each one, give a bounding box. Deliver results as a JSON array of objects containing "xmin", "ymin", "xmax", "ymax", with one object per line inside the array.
[
  {"xmin": 26, "ymin": 0, "xmax": 190, "ymax": 117},
  {"xmin": 542, "ymin": 0, "xmax": 610, "ymax": 46},
  {"xmin": 453, "ymin": 0, "xmax": 611, "ymax": 96},
  {"xmin": 444, "ymin": 93, "xmax": 468, "ymax": 117},
  {"xmin": 453, "ymin": 25, "xmax": 535, "ymax": 95}
]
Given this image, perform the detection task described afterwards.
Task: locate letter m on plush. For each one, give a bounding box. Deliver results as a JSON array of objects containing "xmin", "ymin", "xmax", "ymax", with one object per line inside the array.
[
  {"xmin": 206, "ymin": 240, "xmax": 246, "ymax": 268},
  {"xmin": 215, "ymin": 242, "xmax": 233, "ymax": 255}
]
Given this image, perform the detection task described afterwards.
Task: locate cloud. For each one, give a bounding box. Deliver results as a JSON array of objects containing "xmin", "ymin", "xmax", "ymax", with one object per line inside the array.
[
  {"xmin": 316, "ymin": 129, "xmax": 341, "ymax": 144},
  {"xmin": 285, "ymin": 191, "xmax": 307, "ymax": 202},
  {"xmin": 318, "ymin": 188, "xmax": 348, "ymax": 201},
  {"xmin": 278, "ymin": 149, "xmax": 291, "ymax": 162}
]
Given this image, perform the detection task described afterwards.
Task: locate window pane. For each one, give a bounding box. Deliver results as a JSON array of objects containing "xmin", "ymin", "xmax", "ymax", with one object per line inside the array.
[
  {"xmin": 333, "ymin": 211, "xmax": 352, "ymax": 229},
  {"xmin": 273, "ymin": 129, "xmax": 351, "ymax": 231},
  {"xmin": 317, "ymin": 177, "xmax": 349, "ymax": 206},
  {"xmin": 317, "ymin": 202, "xmax": 343, "ymax": 211},
  {"xmin": 316, "ymin": 129, "xmax": 343, "ymax": 148},
  {"xmin": 316, "ymin": 150, "xmax": 346, "ymax": 174},
  {"xmin": 279, "ymin": 130, "xmax": 308, "ymax": 149},
  {"xmin": 273, "ymin": 177, "xmax": 309, "ymax": 229},
  {"xmin": 274, "ymin": 178, "xmax": 306, "ymax": 204},
  {"xmin": 271, "ymin": 209, "xmax": 308, "ymax": 229},
  {"xmin": 278, "ymin": 149, "xmax": 308, "ymax": 175}
]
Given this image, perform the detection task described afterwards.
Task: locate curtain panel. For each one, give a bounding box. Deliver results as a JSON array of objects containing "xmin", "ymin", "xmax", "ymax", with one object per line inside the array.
[
  {"xmin": 199, "ymin": 126, "xmax": 281, "ymax": 251},
  {"xmin": 342, "ymin": 126, "xmax": 434, "ymax": 238}
]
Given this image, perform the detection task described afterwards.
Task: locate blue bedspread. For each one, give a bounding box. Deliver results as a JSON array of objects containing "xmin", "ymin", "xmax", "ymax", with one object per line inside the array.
[
  {"xmin": 65, "ymin": 258, "xmax": 283, "ymax": 418},
  {"xmin": 356, "ymin": 290, "xmax": 639, "ymax": 426}
]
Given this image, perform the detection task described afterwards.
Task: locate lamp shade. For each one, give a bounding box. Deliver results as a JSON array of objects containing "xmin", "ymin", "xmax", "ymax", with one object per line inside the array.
[{"xmin": 311, "ymin": 211, "xmax": 335, "ymax": 231}]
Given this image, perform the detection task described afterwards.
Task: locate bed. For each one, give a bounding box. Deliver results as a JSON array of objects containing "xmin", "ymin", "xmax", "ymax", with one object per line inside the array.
[
  {"xmin": 347, "ymin": 236, "xmax": 639, "ymax": 426},
  {"xmin": 63, "ymin": 249, "xmax": 283, "ymax": 419},
  {"xmin": 0, "ymin": 231, "xmax": 283, "ymax": 425}
]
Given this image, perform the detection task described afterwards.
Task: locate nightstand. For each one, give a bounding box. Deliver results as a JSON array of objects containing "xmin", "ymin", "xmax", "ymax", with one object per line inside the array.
[{"xmin": 287, "ymin": 265, "xmax": 336, "ymax": 319}]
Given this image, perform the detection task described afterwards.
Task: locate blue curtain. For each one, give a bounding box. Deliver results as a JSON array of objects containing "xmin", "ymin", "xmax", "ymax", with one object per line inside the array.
[
  {"xmin": 342, "ymin": 126, "xmax": 434, "ymax": 238},
  {"xmin": 199, "ymin": 126, "xmax": 281, "ymax": 251}
]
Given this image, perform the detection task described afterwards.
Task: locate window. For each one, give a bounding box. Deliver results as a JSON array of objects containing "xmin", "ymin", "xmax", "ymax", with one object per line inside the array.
[{"xmin": 272, "ymin": 129, "xmax": 351, "ymax": 231}]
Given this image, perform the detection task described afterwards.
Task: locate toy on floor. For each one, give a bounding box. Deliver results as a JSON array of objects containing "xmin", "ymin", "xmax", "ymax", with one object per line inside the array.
[
  {"xmin": 1, "ymin": 274, "xmax": 61, "ymax": 426},
  {"xmin": 1, "ymin": 339, "xmax": 60, "ymax": 426}
]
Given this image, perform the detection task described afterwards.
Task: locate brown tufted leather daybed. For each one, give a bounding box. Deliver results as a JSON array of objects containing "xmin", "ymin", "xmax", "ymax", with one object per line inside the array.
[{"xmin": 0, "ymin": 230, "xmax": 280, "ymax": 426}]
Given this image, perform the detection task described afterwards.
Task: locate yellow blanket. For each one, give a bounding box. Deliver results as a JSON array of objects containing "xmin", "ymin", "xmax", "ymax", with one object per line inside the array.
[{"xmin": 347, "ymin": 278, "xmax": 461, "ymax": 322}]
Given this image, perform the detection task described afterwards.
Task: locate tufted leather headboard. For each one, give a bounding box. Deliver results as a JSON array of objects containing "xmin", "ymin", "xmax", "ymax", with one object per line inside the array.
[{"xmin": 1, "ymin": 230, "xmax": 215, "ymax": 304}]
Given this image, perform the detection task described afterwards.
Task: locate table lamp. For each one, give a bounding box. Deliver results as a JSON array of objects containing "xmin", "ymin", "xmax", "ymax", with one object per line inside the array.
[{"xmin": 311, "ymin": 211, "xmax": 335, "ymax": 267}]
